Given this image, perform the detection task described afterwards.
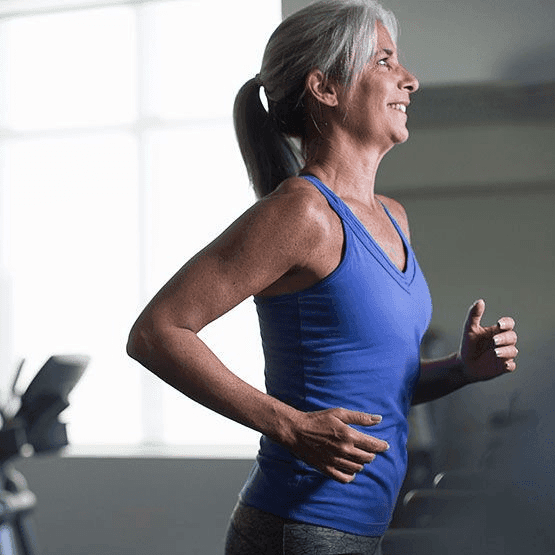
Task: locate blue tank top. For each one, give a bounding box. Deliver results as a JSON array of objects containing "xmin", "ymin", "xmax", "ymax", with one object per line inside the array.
[{"xmin": 240, "ymin": 174, "xmax": 433, "ymax": 536}]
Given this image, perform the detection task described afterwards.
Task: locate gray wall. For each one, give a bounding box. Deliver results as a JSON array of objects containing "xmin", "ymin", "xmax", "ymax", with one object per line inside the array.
[
  {"xmin": 15, "ymin": 456, "xmax": 253, "ymax": 555},
  {"xmin": 9, "ymin": 1, "xmax": 555, "ymax": 554},
  {"xmin": 380, "ymin": 132, "xmax": 555, "ymax": 470},
  {"xmin": 283, "ymin": 0, "xmax": 555, "ymax": 85}
]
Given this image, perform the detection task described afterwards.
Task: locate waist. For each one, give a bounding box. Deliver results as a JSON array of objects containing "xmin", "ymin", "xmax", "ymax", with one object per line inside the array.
[
  {"xmin": 240, "ymin": 431, "xmax": 408, "ymax": 536},
  {"xmin": 265, "ymin": 353, "xmax": 420, "ymax": 416}
]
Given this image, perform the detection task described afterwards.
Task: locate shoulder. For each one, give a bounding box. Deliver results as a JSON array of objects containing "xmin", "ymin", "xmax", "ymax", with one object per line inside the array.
[
  {"xmin": 217, "ymin": 176, "xmax": 337, "ymax": 268},
  {"xmin": 268, "ymin": 176, "xmax": 331, "ymax": 215},
  {"xmin": 258, "ymin": 176, "xmax": 337, "ymax": 243},
  {"xmin": 376, "ymin": 194, "xmax": 411, "ymax": 242}
]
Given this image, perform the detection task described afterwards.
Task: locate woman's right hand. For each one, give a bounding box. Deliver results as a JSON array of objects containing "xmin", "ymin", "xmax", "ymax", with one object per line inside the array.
[{"xmin": 286, "ymin": 407, "xmax": 389, "ymax": 484}]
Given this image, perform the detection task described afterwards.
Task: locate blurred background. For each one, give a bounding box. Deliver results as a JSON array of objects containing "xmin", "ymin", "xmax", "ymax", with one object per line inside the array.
[{"xmin": 0, "ymin": 0, "xmax": 553, "ymax": 553}]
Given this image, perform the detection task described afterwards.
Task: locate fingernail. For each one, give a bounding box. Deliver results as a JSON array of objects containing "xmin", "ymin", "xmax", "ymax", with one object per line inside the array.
[
  {"xmin": 384, "ymin": 442, "xmax": 390, "ymax": 451},
  {"xmin": 495, "ymin": 348, "xmax": 502, "ymax": 357},
  {"xmin": 493, "ymin": 335, "xmax": 501, "ymax": 346},
  {"xmin": 371, "ymin": 415, "xmax": 383, "ymax": 423},
  {"xmin": 497, "ymin": 320, "xmax": 504, "ymax": 329}
]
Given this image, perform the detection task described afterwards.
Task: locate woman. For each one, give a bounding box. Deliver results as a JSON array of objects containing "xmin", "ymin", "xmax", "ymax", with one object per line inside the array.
[{"xmin": 127, "ymin": 1, "xmax": 518, "ymax": 553}]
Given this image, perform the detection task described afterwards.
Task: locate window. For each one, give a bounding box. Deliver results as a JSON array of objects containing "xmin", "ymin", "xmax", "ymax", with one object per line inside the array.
[{"xmin": 0, "ymin": 0, "xmax": 281, "ymax": 454}]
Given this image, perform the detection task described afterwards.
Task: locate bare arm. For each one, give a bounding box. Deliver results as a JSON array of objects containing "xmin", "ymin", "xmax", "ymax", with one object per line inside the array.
[
  {"xmin": 412, "ymin": 354, "xmax": 468, "ymax": 405},
  {"xmin": 412, "ymin": 301, "xmax": 518, "ymax": 405},
  {"xmin": 127, "ymin": 181, "xmax": 388, "ymax": 483}
]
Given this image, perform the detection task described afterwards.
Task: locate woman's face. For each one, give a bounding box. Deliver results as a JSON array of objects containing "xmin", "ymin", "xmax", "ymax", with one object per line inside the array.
[{"xmin": 339, "ymin": 21, "xmax": 419, "ymax": 150}]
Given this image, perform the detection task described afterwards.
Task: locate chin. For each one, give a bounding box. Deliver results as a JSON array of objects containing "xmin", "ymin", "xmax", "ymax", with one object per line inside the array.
[{"xmin": 393, "ymin": 128, "xmax": 410, "ymax": 144}]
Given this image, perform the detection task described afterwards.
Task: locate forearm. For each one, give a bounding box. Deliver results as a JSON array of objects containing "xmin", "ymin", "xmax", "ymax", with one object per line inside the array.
[
  {"xmin": 127, "ymin": 320, "xmax": 391, "ymax": 483},
  {"xmin": 412, "ymin": 352, "xmax": 472, "ymax": 405},
  {"xmin": 127, "ymin": 324, "xmax": 299, "ymax": 446}
]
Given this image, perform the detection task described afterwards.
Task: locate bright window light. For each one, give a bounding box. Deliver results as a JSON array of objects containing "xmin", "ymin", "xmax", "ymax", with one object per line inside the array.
[
  {"xmin": 4, "ymin": 7, "xmax": 137, "ymax": 130},
  {"xmin": 6, "ymin": 133, "xmax": 142, "ymax": 445},
  {"xmin": 0, "ymin": 0, "xmax": 282, "ymax": 453},
  {"xmin": 143, "ymin": 1, "xmax": 281, "ymax": 120},
  {"xmin": 146, "ymin": 125, "xmax": 264, "ymax": 446}
]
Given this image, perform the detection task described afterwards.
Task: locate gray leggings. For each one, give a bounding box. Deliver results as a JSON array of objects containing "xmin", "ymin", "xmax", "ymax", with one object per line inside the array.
[{"xmin": 225, "ymin": 502, "xmax": 383, "ymax": 555}]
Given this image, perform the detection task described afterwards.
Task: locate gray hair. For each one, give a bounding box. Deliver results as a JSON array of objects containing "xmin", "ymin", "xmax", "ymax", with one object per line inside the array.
[{"xmin": 233, "ymin": 0, "xmax": 398, "ymax": 198}]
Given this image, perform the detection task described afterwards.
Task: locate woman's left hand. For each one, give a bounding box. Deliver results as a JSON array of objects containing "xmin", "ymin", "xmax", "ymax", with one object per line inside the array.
[{"xmin": 459, "ymin": 299, "xmax": 518, "ymax": 383}]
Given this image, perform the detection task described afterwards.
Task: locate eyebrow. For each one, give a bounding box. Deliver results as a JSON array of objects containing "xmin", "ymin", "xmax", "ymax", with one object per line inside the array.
[{"xmin": 378, "ymin": 48, "xmax": 394, "ymax": 56}]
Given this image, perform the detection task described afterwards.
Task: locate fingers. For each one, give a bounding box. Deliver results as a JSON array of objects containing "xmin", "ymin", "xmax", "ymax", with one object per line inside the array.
[
  {"xmin": 335, "ymin": 456, "xmax": 367, "ymax": 475},
  {"xmin": 329, "ymin": 468, "xmax": 360, "ymax": 484},
  {"xmin": 294, "ymin": 408, "xmax": 390, "ymax": 484},
  {"xmin": 329, "ymin": 442, "xmax": 388, "ymax": 483},
  {"xmin": 486, "ymin": 316, "xmax": 516, "ymax": 337},
  {"xmin": 466, "ymin": 298, "xmax": 518, "ymax": 354},
  {"xmin": 504, "ymin": 360, "xmax": 517, "ymax": 372},
  {"xmin": 494, "ymin": 345, "xmax": 519, "ymax": 359},
  {"xmin": 493, "ymin": 330, "xmax": 517, "ymax": 347},
  {"xmin": 465, "ymin": 299, "xmax": 486, "ymax": 331},
  {"xmin": 497, "ymin": 316, "xmax": 516, "ymax": 331},
  {"xmin": 333, "ymin": 408, "xmax": 389, "ymax": 452},
  {"xmin": 460, "ymin": 299, "xmax": 518, "ymax": 382},
  {"xmin": 335, "ymin": 407, "xmax": 383, "ymax": 427},
  {"xmin": 353, "ymin": 432, "xmax": 390, "ymax": 453},
  {"xmin": 347, "ymin": 446, "xmax": 379, "ymax": 466},
  {"xmin": 495, "ymin": 344, "xmax": 519, "ymax": 371},
  {"xmin": 466, "ymin": 299, "xmax": 516, "ymax": 335},
  {"xmin": 493, "ymin": 328, "xmax": 518, "ymax": 372},
  {"xmin": 327, "ymin": 449, "xmax": 378, "ymax": 484}
]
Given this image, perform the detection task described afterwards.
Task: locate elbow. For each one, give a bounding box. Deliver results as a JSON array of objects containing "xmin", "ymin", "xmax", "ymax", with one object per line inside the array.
[
  {"xmin": 127, "ymin": 310, "xmax": 196, "ymax": 368},
  {"xmin": 127, "ymin": 319, "xmax": 155, "ymax": 366}
]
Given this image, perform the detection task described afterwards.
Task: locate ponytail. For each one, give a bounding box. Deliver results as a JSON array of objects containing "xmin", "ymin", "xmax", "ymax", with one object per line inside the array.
[
  {"xmin": 233, "ymin": 1, "xmax": 399, "ymax": 198},
  {"xmin": 233, "ymin": 78, "xmax": 303, "ymax": 199}
]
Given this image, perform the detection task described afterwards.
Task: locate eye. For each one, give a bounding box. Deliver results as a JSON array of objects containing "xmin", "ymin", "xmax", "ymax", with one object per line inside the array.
[{"xmin": 377, "ymin": 58, "xmax": 389, "ymax": 67}]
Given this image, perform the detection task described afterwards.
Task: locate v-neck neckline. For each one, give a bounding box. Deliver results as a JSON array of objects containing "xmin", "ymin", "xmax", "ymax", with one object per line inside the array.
[{"xmin": 300, "ymin": 174, "xmax": 416, "ymax": 287}]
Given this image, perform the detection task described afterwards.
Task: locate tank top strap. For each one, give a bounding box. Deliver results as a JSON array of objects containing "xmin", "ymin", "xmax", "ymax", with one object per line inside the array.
[
  {"xmin": 298, "ymin": 174, "xmax": 354, "ymax": 224},
  {"xmin": 299, "ymin": 173, "xmax": 417, "ymax": 288}
]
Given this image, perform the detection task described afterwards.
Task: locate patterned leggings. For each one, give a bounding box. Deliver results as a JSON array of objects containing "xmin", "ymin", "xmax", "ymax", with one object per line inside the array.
[{"xmin": 225, "ymin": 502, "xmax": 383, "ymax": 555}]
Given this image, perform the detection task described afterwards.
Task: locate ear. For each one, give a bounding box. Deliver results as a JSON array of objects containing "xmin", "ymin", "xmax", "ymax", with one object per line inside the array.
[{"xmin": 305, "ymin": 69, "xmax": 340, "ymax": 107}]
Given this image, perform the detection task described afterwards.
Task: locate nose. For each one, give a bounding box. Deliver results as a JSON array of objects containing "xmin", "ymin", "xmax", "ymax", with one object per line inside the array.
[{"xmin": 400, "ymin": 66, "xmax": 419, "ymax": 94}]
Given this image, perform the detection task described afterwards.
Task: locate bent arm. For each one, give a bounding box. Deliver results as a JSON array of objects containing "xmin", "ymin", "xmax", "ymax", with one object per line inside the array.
[
  {"xmin": 412, "ymin": 300, "xmax": 518, "ymax": 405},
  {"xmin": 412, "ymin": 354, "xmax": 468, "ymax": 405},
  {"xmin": 127, "ymin": 190, "xmax": 311, "ymax": 447},
  {"xmin": 127, "ymin": 182, "xmax": 389, "ymax": 482},
  {"xmin": 128, "ymin": 314, "xmax": 300, "ymax": 445}
]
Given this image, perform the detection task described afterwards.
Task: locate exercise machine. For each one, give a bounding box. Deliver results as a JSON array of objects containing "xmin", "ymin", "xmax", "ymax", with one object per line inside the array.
[{"xmin": 0, "ymin": 355, "xmax": 89, "ymax": 555}]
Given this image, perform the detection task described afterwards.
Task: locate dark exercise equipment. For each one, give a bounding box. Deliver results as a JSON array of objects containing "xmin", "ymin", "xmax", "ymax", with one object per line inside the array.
[{"xmin": 0, "ymin": 355, "xmax": 89, "ymax": 555}]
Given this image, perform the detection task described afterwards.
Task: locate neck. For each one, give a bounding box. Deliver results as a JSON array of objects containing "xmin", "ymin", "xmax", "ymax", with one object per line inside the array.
[{"xmin": 302, "ymin": 132, "xmax": 392, "ymax": 207}]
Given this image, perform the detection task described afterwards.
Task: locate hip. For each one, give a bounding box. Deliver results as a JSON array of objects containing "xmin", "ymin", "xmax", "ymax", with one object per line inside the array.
[{"xmin": 225, "ymin": 502, "xmax": 383, "ymax": 555}]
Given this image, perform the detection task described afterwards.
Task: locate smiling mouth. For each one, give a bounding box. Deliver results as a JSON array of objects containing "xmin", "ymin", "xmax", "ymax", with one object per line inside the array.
[{"xmin": 388, "ymin": 103, "xmax": 407, "ymax": 113}]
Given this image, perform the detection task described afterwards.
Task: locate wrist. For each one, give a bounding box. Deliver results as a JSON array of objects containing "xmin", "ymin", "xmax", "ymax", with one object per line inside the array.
[
  {"xmin": 455, "ymin": 352, "xmax": 477, "ymax": 385},
  {"xmin": 262, "ymin": 398, "xmax": 302, "ymax": 448}
]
